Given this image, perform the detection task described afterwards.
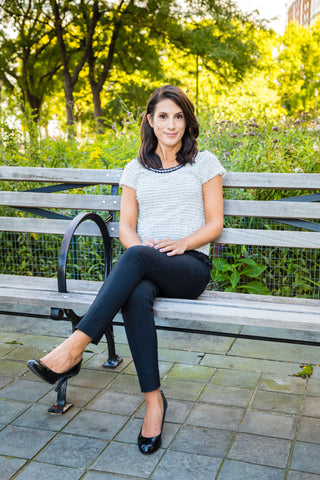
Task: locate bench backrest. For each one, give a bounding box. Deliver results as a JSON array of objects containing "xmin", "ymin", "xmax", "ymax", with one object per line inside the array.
[{"xmin": 1, "ymin": 166, "xmax": 320, "ymax": 249}]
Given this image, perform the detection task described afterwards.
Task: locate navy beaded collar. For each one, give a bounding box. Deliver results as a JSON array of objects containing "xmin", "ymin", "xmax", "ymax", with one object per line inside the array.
[{"xmin": 147, "ymin": 164, "xmax": 184, "ymax": 173}]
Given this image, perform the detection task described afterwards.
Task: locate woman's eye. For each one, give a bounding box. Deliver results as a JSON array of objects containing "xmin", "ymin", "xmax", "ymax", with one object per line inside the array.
[
  {"xmin": 159, "ymin": 114, "xmax": 166, "ymax": 119},
  {"xmin": 176, "ymin": 114, "xmax": 184, "ymax": 119}
]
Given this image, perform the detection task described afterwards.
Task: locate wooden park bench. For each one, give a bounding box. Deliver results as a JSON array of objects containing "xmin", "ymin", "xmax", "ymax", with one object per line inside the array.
[{"xmin": 0, "ymin": 166, "xmax": 320, "ymax": 413}]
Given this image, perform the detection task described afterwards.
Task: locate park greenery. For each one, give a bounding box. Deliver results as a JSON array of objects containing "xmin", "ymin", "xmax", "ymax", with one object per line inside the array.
[{"xmin": 0, "ymin": 1, "xmax": 320, "ymax": 298}]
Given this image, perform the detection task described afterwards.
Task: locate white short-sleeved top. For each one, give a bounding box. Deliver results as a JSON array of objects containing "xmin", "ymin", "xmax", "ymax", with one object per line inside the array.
[{"xmin": 119, "ymin": 150, "xmax": 226, "ymax": 255}]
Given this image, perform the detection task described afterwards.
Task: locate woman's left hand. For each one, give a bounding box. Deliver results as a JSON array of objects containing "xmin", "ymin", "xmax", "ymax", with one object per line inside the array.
[{"xmin": 154, "ymin": 238, "xmax": 188, "ymax": 256}]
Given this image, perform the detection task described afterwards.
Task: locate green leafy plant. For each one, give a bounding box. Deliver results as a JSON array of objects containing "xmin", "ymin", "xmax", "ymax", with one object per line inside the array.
[{"xmin": 211, "ymin": 246, "xmax": 269, "ymax": 295}]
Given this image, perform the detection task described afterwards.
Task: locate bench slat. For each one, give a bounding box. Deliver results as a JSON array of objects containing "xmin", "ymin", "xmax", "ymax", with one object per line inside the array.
[
  {"xmin": 0, "ymin": 284, "xmax": 319, "ymax": 332},
  {"xmin": 0, "ymin": 167, "xmax": 122, "ymax": 185},
  {"xmin": 0, "ymin": 192, "xmax": 121, "ymax": 210},
  {"xmin": 1, "ymin": 218, "xmax": 320, "ymax": 247},
  {"xmin": 0, "ymin": 217, "xmax": 119, "ymax": 238},
  {"xmin": 2, "ymin": 167, "xmax": 320, "ymax": 190},
  {"xmin": 223, "ymin": 172, "xmax": 320, "ymax": 190}
]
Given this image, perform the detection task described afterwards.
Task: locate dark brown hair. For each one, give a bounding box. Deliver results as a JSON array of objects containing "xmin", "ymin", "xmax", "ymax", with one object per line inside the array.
[{"xmin": 138, "ymin": 85, "xmax": 199, "ymax": 169}]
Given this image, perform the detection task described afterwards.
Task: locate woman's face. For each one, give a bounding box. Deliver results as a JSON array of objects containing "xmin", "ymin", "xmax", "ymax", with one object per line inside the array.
[{"xmin": 147, "ymin": 99, "xmax": 186, "ymax": 151}]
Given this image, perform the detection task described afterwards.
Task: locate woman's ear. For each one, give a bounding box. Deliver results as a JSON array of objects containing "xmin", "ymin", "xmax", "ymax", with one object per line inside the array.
[{"xmin": 147, "ymin": 114, "xmax": 153, "ymax": 128}]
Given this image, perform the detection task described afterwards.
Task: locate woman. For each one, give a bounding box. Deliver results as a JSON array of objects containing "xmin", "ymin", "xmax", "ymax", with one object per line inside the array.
[{"xmin": 27, "ymin": 85, "xmax": 225, "ymax": 455}]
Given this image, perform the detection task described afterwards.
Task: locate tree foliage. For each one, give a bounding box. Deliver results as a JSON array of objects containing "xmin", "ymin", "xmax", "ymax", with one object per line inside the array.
[{"xmin": 0, "ymin": 0, "xmax": 262, "ymax": 132}]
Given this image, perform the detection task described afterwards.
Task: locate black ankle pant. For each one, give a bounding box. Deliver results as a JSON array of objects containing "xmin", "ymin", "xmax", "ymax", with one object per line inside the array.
[{"xmin": 76, "ymin": 245, "xmax": 210, "ymax": 392}]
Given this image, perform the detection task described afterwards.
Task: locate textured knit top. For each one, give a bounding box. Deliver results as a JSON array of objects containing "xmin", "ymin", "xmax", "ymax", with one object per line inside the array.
[{"xmin": 119, "ymin": 150, "xmax": 226, "ymax": 255}]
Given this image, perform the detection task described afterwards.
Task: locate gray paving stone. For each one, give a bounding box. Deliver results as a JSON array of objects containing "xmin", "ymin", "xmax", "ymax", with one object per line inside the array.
[
  {"xmin": 0, "ymin": 359, "xmax": 28, "ymax": 376},
  {"xmin": 239, "ymin": 411, "xmax": 298, "ymax": 439},
  {"xmin": 158, "ymin": 347, "xmax": 204, "ymax": 364},
  {"xmin": 13, "ymin": 403, "xmax": 80, "ymax": 431},
  {"xmin": 157, "ymin": 329, "xmax": 234, "ymax": 354},
  {"xmin": 200, "ymin": 354, "xmax": 300, "ymax": 376},
  {"xmin": 69, "ymin": 368, "xmax": 117, "ymax": 388},
  {"xmin": 217, "ymin": 460, "xmax": 285, "ymax": 479},
  {"xmin": 135, "ymin": 398, "xmax": 194, "ymax": 424},
  {"xmin": 241, "ymin": 326, "xmax": 320, "ymax": 343},
  {"xmin": 87, "ymin": 390, "xmax": 143, "ymax": 415},
  {"xmin": 0, "ymin": 399, "xmax": 31, "ymax": 423},
  {"xmin": 151, "ymin": 450, "xmax": 221, "ymax": 480},
  {"xmin": 0, "ymin": 375, "xmax": 14, "ymax": 388},
  {"xmin": 306, "ymin": 379, "xmax": 320, "ymax": 396},
  {"xmin": 36, "ymin": 433, "xmax": 107, "ymax": 468},
  {"xmin": 170, "ymin": 425, "xmax": 234, "ymax": 457},
  {"xmin": 159, "ymin": 378, "xmax": 204, "ymax": 401},
  {"xmin": 63, "ymin": 409, "xmax": 128, "ymax": 440},
  {"xmin": 287, "ymin": 472, "xmax": 320, "ymax": 480},
  {"xmin": 250, "ymin": 390, "xmax": 303, "ymax": 414},
  {"xmin": 187, "ymin": 403, "xmax": 244, "ymax": 430},
  {"xmin": 199, "ymin": 384, "xmax": 253, "ymax": 408},
  {"xmin": 123, "ymin": 360, "xmax": 172, "ymax": 379},
  {"xmin": 115, "ymin": 417, "xmax": 179, "ymax": 448},
  {"xmin": 0, "ymin": 455, "xmax": 26, "ymax": 480},
  {"xmin": 258, "ymin": 375, "xmax": 306, "ymax": 395},
  {"xmin": 228, "ymin": 433, "xmax": 291, "ymax": 468},
  {"xmin": 6, "ymin": 344, "xmax": 51, "ymax": 361},
  {"xmin": 107, "ymin": 373, "xmax": 142, "ymax": 395},
  {"xmin": 0, "ymin": 379, "xmax": 52, "ymax": 402},
  {"xmin": 83, "ymin": 473, "xmax": 142, "ymax": 480},
  {"xmin": 297, "ymin": 416, "xmax": 320, "ymax": 443},
  {"xmin": 40, "ymin": 384, "xmax": 100, "ymax": 408},
  {"xmin": 211, "ymin": 368, "xmax": 261, "ymax": 388},
  {"xmin": 229, "ymin": 339, "xmax": 320, "ymax": 364},
  {"xmin": 84, "ymin": 353, "xmax": 132, "ymax": 372},
  {"xmin": 166, "ymin": 363, "xmax": 215, "ymax": 382},
  {"xmin": 14, "ymin": 462, "xmax": 83, "ymax": 480},
  {"xmin": 0, "ymin": 343, "xmax": 18, "ymax": 357},
  {"xmin": 302, "ymin": 396, "xmax": 320, "ymax": 417},
  {"xmin": 18, "ymin": 334, "xmax": 67, "ymax": 349},
  {"xmin": 291, "ymin": 442, "xmax": 320, "ymax": 475},
  {"xmin": 92, "ymin": 441, "xmax": 163, "ymax": 477},
  {"xmin": 0, "ymin": 425, "xmax": 55, "ymax": 458}
]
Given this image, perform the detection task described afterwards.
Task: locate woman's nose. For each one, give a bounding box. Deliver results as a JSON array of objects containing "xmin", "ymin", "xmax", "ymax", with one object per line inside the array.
[{"xmin": 167, "ymin": 117, "xmax": 175, "ymax": 128}]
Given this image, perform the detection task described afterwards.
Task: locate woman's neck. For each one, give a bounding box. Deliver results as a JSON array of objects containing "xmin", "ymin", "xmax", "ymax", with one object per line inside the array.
[{"xmin": 156, "ymin": 145, "xmax": 180, "ymax": 169}]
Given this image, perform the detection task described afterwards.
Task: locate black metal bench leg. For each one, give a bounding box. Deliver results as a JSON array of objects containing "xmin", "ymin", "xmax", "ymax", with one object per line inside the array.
[
  {"xmin": 102, "ymin": 325, "xmax": 123, "ymax": 368},
  {"xmin": 48, "ymin": 377, "xmax": 73, "ymax": 414}
]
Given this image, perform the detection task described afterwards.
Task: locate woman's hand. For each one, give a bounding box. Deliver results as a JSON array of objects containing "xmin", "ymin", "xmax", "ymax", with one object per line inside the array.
[
  {"xmin": 142, "ymin": 238, "xmax": 156, "ymax": 247},
  {"xmin": 154, "ymin": 238, "xmax": 188, "ymax": 256}
]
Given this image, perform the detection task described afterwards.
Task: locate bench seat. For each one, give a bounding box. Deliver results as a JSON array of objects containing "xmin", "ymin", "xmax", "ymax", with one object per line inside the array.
[{"xmin": 1, "ymin": 274, "xmax": 320, "ymax": 333}]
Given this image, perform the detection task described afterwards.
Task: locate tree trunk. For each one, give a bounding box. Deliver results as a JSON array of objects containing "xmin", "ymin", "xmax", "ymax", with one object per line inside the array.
[{"xmin": 90, "ymin": 80, "xmax": 105, "ymax": 133}]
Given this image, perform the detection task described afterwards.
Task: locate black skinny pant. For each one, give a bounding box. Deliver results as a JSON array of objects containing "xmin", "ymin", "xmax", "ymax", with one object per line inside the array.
[{"xmin": 76, "ymin": 245, "xmax": 210, "ymax": 392}]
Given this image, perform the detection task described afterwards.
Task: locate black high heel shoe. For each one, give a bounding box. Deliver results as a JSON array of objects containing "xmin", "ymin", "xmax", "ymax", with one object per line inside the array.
[
  {"xmin": 26, "ymin": 358, "xmax": 82, "ymax": 385},
  {"xmin": 138, "ymin": 390, "xmax": 167, "ymax": 455}
]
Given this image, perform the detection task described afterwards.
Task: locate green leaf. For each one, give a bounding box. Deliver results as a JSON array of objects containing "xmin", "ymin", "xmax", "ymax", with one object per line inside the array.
[
  {"xmin": 241, "ymin": 263, "xmax": 267, "ymax": 278},
  {"xmin": 230, "ymin": 270, "xmax": 240, "ymax": 288},
  {"xmin": 211, "ymin": 258, "xmax": 233, "ymax": 272},
  {"xmin": 240, "ymin": 281, "xmax": 269, "ymax": 295}
]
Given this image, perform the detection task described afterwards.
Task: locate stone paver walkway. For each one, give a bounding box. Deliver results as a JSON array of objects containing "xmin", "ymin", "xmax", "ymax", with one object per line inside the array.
[{"xmin": 1, "ymin": 305, "xmax": 320, "ymax": 480}]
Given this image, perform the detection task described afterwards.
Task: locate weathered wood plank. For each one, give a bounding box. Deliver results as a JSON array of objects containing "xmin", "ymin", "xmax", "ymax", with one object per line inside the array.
[
  {"xmin": 0, "ymin": 192, "xmax": 121, "ymax": 210},
  {"xmin": 1, "ymin": 167, "xmax": 320, "ymax": 190},
  {"xmin": 0, "ymin": 217, "xmax": 119, "ymax": 237},
  {"xmin": 217, "ymin": 228, "xmax": 320, "ymax": 248},
  {"xmin": 223, "ymin": 172, "xmax": 320, "ymax": 190},
  {"xmin": 1, "ymin": 217, "xmax": 320, "ymax": 247},
  {"xmin": 0, "ymin": 166, "xmax": 122, "ymax": 185},
  {"xmin": 224, "ymin": 200, "xmax": 320, "ymax": 219},
  {"xmin": 1, "ymin": 285, "xmax": 320, "ymax": 332}
]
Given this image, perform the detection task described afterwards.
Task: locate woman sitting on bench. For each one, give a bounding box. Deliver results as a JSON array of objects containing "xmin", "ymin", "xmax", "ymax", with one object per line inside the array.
[{"xmin": 27, "ymin": 84, "xmax": 225, "ymax": 455}]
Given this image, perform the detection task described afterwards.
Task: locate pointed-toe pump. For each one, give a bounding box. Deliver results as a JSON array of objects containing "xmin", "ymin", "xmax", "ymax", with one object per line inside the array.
[
  {"xmin": 27, "ymin": 358, "xmax": 82, "ymax": 385},
  {"xmin": 138, "ymin": 390, "xmax": 167, "ymax": 455}
]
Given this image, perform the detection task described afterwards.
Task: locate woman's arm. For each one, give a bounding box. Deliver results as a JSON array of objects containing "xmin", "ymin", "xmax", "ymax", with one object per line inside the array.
[
  {"xmin": 154, "ymin": 175, "xmax": 224, "ymax": 256},
  {"xmin": 119, "ymin": 185, "xmax": 141, "ymax": 248}
]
